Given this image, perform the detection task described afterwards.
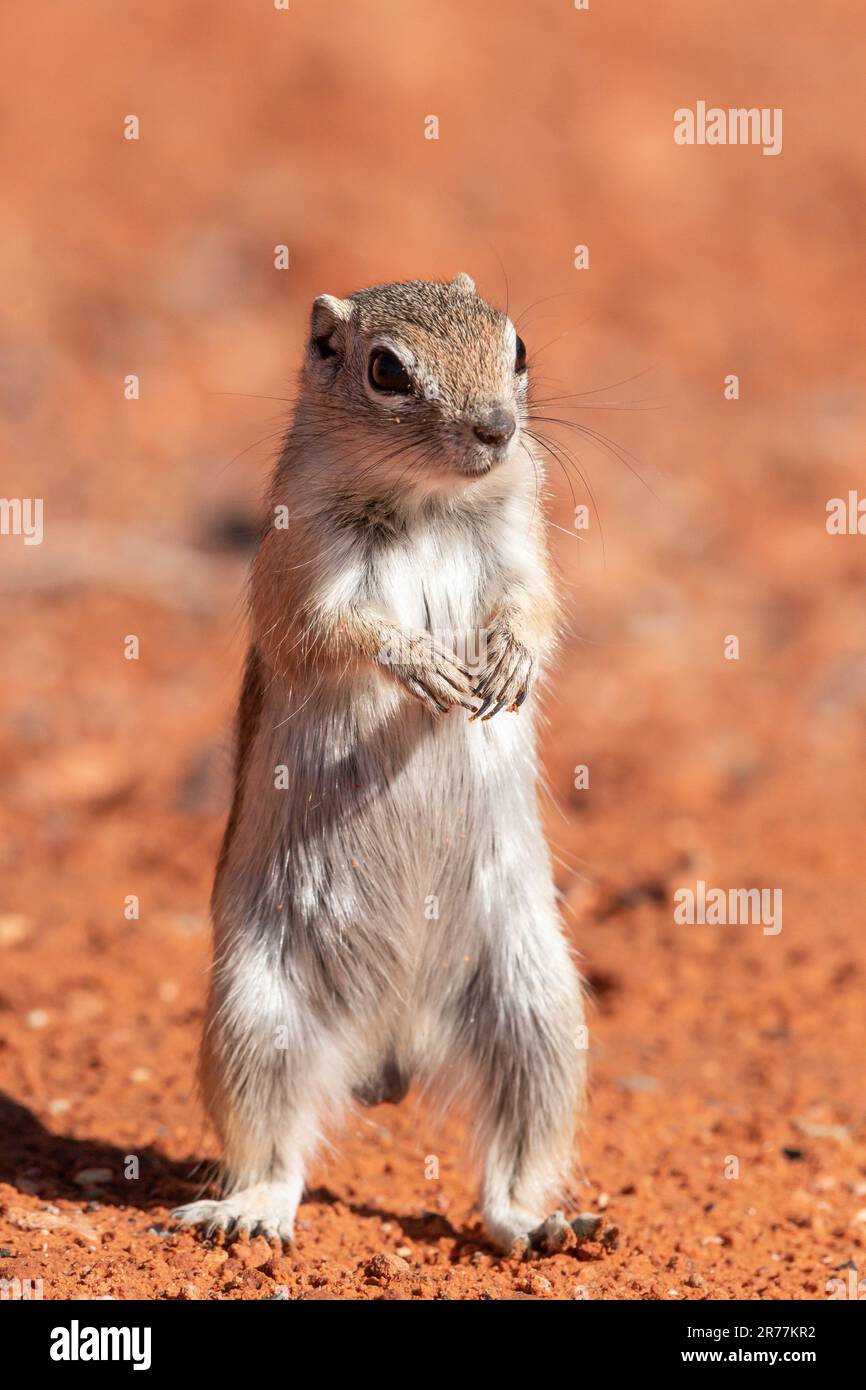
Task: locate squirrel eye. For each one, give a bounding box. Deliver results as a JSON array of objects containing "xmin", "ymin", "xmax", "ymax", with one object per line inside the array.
[
  {"xmin": 514, "ymin": 336, "xmax": 527, "ymax": 373},
  {"xmin": 369, "ymin": 348, "xmax": 412, "ymax": 394}
]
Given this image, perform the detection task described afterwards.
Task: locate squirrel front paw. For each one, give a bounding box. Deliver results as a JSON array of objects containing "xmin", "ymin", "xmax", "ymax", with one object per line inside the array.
[
  {"xmin": 376, "ymin": 628, "xmax": 478, "ymax": 716},
  {"xmin": 472, "ymin": 613, "xmax": 538, "ymax": 720}
]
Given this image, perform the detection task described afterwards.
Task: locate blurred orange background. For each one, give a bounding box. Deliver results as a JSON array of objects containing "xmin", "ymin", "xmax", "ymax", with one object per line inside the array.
[{"xmin": 0, "ymin": 0, "xmax": 864, "ymax": 1299}]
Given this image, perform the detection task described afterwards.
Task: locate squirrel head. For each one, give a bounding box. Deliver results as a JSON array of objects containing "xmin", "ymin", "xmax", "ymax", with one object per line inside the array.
[{"xmin": 301, "ymin": 275, "xmax": 528, "ymax": 489}]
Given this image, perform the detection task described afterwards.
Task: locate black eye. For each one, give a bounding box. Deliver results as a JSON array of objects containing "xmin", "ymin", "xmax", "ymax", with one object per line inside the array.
[
  {"xmin": 368, "ymin": 348, "xmax": 412, "ymax": 394},
  {"xmin": 514, "ymin": 336, "xmax": 527, "ymax": 373}
]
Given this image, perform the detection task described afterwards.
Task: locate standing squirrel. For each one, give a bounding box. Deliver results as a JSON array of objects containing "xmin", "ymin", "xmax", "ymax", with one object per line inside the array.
[{"xmin": 173, "ymin": 274, "xmax": 585, "ymax": 1255}]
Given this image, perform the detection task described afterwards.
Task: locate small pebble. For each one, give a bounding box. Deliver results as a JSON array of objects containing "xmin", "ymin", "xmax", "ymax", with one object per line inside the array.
[
  {"xmin": 519, "ymin": 1273, "xmax": 552, "ymax": 1295},
  {"xmin": 364, "ymin": 1252, "xmax": 410, "ymax": 1281},
  {"xmin": 795, "ymin": 1119, "xmax": 850, "ymax": 1143},
  {"xmin": 0, "ymin": 914, "xmax": 32, "ymax": 946},
  {"xmin": 73, "ymin": 1168, "xmax": 113, "ymax": 1186},
  {"xmin": 617, "ymin": 1074, "xmax": 659, "ymax": 1093}
]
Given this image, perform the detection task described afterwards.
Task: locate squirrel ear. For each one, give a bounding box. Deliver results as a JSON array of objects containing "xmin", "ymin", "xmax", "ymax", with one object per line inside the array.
[
  {"xmin": 309, "ymin": 294, "xmax": 352, "ymax": 360},
  {"xmin": 449, "ymin": 272, "xmax": 475, "ymax": 296}
]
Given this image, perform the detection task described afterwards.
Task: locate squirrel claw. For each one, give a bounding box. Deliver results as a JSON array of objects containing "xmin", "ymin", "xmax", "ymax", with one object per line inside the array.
[{"xmin": 482, "ymin": 699, "xmax": 508, "ymax": 721}]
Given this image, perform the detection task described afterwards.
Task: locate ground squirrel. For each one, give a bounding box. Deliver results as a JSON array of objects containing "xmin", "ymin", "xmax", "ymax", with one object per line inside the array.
[{"xmin": 173, "ymin": 273, "xmax": 586, "ymax": 1255}]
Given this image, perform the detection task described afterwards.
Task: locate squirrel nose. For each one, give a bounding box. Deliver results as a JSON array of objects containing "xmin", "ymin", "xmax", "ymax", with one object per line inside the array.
[{"xmin": 472, "ymin": 405, "xmax": 516, "ymax": 448}]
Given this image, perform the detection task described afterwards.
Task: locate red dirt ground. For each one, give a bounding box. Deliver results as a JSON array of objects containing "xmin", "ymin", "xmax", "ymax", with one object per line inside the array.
[{"xmin": 1, "ymin": 1, "xmax": 864, "ymax": 1299}]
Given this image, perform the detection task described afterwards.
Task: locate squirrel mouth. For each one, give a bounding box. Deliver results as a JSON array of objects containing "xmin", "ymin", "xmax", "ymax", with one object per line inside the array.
[
  {"xmin": 458, "ymin": 444, "xmax": 512, "ymax": 478},
  {"xmin": 459, "ymin": 457, "xmax": 496, "ymax": 478}
]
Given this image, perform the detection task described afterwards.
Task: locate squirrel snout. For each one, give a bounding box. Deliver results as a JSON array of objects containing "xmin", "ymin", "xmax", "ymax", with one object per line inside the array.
[{"xmin": 471, "ymin": 405, "xmax": 516, "ymax": 448}]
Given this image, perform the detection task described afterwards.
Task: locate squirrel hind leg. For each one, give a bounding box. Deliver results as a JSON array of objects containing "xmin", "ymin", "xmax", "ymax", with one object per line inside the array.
[
  {"xmin": 173, "ymin": 969, "xmax": 355, "ymax": 1245},
  {"xmin": 450, "ymin": 930, "xmax": 585, "ymax": 1255}
]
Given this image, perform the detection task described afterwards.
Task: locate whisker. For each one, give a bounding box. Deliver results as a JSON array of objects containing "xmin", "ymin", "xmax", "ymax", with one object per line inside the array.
[
  {"xmin": 525, "ymin": 425, "xmax": 606, "ymax": 562},
  {"xmin": 529, "ymin": 414, "xmax": 661, "ymax": 503}
]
